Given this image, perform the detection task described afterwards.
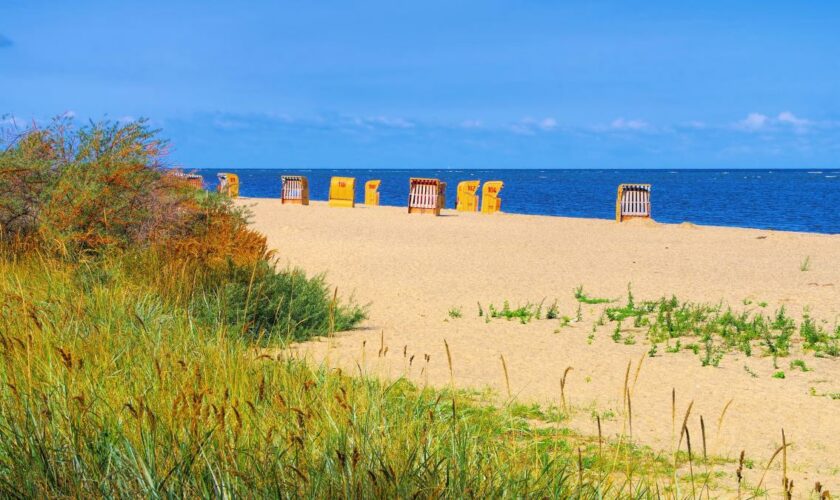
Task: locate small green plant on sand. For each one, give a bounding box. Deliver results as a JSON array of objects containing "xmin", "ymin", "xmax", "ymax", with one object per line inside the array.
[
  {"xmin": 546, "ymin": 300, "xmax": 559, "ymax": 319},
  {"xmin": 486, "ymin": 300, "xmax": 559, "ymax": 324},
  {"xmin": 772, "ymin": 370, "xmax": 786, "ymax": 379},
  {"xmin": 800, "ymin": 256, "xmax": 811, "ymax": 271},
  {"xmin": 574, "ymin": 285, "xmax": 612, "ymax": 304},
  {"xmin": 611, "ymin": 321, "xmax": 622, "ymax": 343},
  {"xmin": 790, "ymin": 359, "xmax": 811, "ymax": 372},
  {"xmin": 448, "ymin": 306, "xmax": 463, "ymax": 319}
]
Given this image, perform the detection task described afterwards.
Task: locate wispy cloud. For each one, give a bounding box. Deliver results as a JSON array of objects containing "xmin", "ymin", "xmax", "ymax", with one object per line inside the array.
[
  {"xmin": 610, "ymin": 118, "xmax": 649, "ymax": 130},
  {"xmin": 735, "ymin": 111, "xmax": 816, "ymax": 133},
  {"xmin": 509, "ymin": 117, "xmax": 558, "ymax": 135},
  {"xmin": 459, "ymin": 119, "xmax": 483, "ymax": 129},
  {"xmin": 0, "ymin": 34, "xmax": 12, "ymax": 49},
  {"xmin": 777, "ymin": 111, "xmax": 810, "ymax": 132},
  {"xmin": 359, "ymin": 116, "xmax": 414, "ymax": 129},
  {"xmin": 736, "ymin": 112, "xmax": 769, "ymax": 131}
]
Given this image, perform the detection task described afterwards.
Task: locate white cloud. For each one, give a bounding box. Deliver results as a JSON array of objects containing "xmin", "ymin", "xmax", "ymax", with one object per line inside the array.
[
  {"xmin": 777, "ymin": 111, "xmax": 810, "ymax": 132},
  {"xmin": 460, "ymin": 119, "xmax": 483, "ymax": 129},
  {"xmin": 509, "ymin": 117, "xmax": 558, "ymax": 134},
  {"xmin": 365, "ymin": 116, "xmax": 414, "ymax": 129},
  {"xmin": 610, "ymin": 118, "xmax": 648, "ymax": 130},
  {"xmin": 736, "ymin": 112, "xmax": 769, "ymax": 131},
  {"xmin": 212, "ymin": 117, "xmax": 250, "ymax": 130}
]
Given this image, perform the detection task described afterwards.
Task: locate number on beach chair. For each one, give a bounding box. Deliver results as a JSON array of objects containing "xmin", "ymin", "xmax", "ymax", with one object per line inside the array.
[
  {"xmin": 456, "ymin": 180, "xmax": 481, "ymax": 212},
  {"xmin": 616, "ymin": 184, "xmax": 652, "ymax": 222},
  {"xmin": 480, "ymin": 181, "xmax": 504, "ymax": 214},
  {"xmin": 281, "ymin": 175, "xmax": 310, "ymax": 205},
  {"xmin": 365, "ymin": 180, "xmax": 381, "ymax": 206},
  {"xmin": 216, "ymin": 173, "xmax": 239, "ymax": 198},
  {"xmin": 407, "ymin": 178, "xmax": 445, "ymax": 215},
  {"xmin": 329, "ymin": 176, "xmax": 356, "ymax": 208}
]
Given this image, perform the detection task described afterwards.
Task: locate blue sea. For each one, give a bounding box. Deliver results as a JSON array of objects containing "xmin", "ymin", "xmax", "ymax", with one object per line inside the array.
[{"xmin": 195, "ymin": 169, "xmax": 840, "ymax": 234}]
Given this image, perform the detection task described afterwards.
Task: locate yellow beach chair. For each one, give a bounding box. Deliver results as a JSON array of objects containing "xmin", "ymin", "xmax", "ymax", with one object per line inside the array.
[
  {"xmin": 456, "ymin": 180, "xmax": 480, "ymax": 212},
  {"xmin": 216, "ymin": 173, "xmax": 239, "ymax": 198},
  {"xmin": 329, "ymin": 176, "xmax": 356, "ymax": 208},
  {"xmin": 615, "ymin": 184, "xmax": 652, "ymax": 222},
  {"xmin": 281, "ymin": 175, "xmax": 310, "ymax": 205},
  {"xmin": 481, "ymin": 181, "xmax": 504, "ymax": 214},
  {"xmin": 365, "ymin": 180, "xmax": 381, "ymax": 206}
]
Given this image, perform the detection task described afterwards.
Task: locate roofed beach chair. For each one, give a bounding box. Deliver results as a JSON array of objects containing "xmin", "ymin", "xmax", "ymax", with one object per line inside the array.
[
  {"xmin": 168, "ymin": 171, "xmax": 204, "ymax": 189},
  {"xmin": 182, "ymin": 173, "xmax": 204, "ymax": 189},
  {"xmin": 456, "ymin": 180, "xmax": 480, "ymax": 212},
  {"xmin": 615, "ymin": 184, "xmax": 652, "ymax": 222},
  {"xmin": 481, "ymin": 181, "xmax": 504, "ymax": 214},
  {"xmin": 216, "ymin": 173, "xmax": 239, "ymax": 198},
  {"xmin": 407, "ymin": 178, "xmax": 445, "ymax": 215},
  {"xmin": 365, "ymin": 180, "xmax": 381, "ymax": 206},
  {"xmin": 328, "ymin": 176, "xmax": 356, "ymax": 208},
  {"xmin": 281, "ymin": 175, "xmax": 309, "ymax": 205}
]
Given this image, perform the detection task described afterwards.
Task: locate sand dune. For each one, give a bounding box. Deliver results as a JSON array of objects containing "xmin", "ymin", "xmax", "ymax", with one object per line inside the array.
[{"xmin": 243, "ymin": 199, "xmax": 840, "ymax": 494}]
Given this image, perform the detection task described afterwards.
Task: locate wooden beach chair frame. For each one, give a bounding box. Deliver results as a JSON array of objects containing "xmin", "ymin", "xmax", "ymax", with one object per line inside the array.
[
  {"xmin": 407, "ymin": 178, "xmax": 445, "ymax": 215},
  {"xmin": 615, "ymin": 184, "xmax": 652, "ymax": 222},
  {"xmin": 281, "ymin": 175, "xmax": 310, "ymax": 205},
  {"xmin": 168, "ymin": 171, "xmax": 203, "ymax": 189}
]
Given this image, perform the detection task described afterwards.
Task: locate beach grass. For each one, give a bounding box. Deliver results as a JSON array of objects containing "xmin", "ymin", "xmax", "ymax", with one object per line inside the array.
[{"xmin": 0, "ymin": 250, "xmax": 710, "ymax": 497}]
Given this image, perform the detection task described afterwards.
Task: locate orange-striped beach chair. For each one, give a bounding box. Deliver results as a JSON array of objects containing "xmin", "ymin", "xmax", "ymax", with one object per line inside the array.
[
  {"xmin": 407, "ymin": 178, "xmax": 445, "ymax": 215},
  {"xmin": 281, "ymin": 175, "xmax": 309, "ymax": 205},
  {"xmin": 615, "ymin": 184, "xmax": 651, "ymax": 222}
]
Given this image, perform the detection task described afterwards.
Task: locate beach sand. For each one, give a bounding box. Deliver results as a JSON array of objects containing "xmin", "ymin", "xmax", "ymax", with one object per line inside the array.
[{"xmin": 243, "ymin": 199, "xmax": 840, "ymax": 493}]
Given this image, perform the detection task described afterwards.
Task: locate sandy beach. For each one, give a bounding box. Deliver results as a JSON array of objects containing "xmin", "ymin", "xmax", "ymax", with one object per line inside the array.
[{"xmin": 243, "ymin": 198, "xmax": 840, "ymax": 493}]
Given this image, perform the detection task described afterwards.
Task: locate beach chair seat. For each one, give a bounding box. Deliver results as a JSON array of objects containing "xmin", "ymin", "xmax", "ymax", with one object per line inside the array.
[
  {"xmin": 407, "ymin": 178, "xmax": 445, "ymax": 215},
  {"xmin": 216, "ymin": 173, "xmax": 239, "ymax": 198},
  {"xmin": 365, "ymin": 180, "xmax": 381, "ymax": 206},
  {"xmin": 281, "ymin": 175, "xmax": 309, "ymax": 205},
  {"xmin": 329, "ymin": 176, "xmax": 356, "ymax": 208},
  {"xmin": 456, "ymin": 180, "xmax": 480, "ymax": 212},
  {"xmin": 481, "ymin": 181, "xmax": 504, "ymax": 214},
  {"xmin": 616, "ymin": 184, "xmax": 651, "ymax": 222}
]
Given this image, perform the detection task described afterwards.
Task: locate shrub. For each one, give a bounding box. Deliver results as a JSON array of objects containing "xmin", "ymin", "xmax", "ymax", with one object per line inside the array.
[
  {"xmin": 194, "ymin": 259, "xmax": 367, "ymax": 342},
  {"xmin": 0, "ymin": 117, "xmax": 268, "ymax": 262}
]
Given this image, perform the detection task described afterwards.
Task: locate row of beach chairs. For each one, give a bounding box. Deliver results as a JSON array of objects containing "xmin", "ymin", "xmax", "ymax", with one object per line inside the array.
[{"xmin": 187, "ymin": 172, "xmax": 650, "ymax": 221}]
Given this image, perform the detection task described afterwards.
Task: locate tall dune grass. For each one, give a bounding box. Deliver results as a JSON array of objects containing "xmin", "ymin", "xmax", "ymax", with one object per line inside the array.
[{"xmin": 0, "ymin": 251, "xmax": 683, "ymax": 497}]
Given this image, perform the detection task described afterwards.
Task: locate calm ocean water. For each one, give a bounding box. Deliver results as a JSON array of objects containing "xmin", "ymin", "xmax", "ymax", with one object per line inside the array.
[{"xmin": 195, "ymin": 169, "xmax": 840, "ymax": 234}]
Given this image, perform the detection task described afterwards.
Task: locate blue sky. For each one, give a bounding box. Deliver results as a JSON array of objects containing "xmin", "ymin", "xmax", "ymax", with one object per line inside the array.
[{"xmin": 1, "ymin": 1, "xmax": 839, "ymax": 169}]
